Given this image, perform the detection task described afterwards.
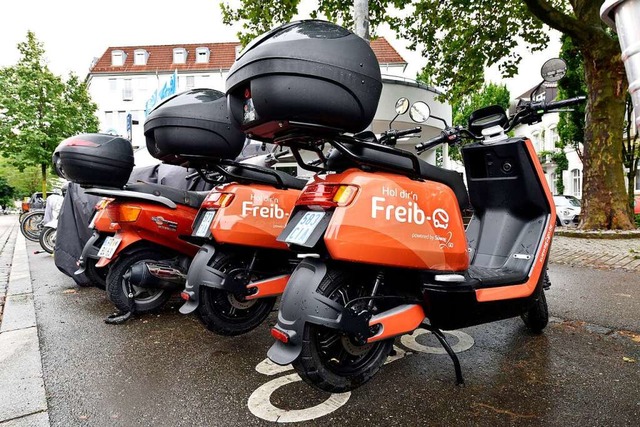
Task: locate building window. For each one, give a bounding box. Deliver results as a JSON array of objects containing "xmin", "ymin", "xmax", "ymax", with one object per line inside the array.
[
  {"xmin": 104, "ymin": 111, "xmax": 114, "ymax": 128},
  {"xmin": 111, "ymin": 50, "xmax": 126, "ymax": 66},
  {"xmin": 548, "ymin": 126, "xmax": 559, "ymax": 150},
  {"xmin": 195, "ymin": 47, "xmax": 210, "ymax": 63},
  {"xmin": 108, "ymin": 78, "xmax": 117, "ymax": 91},
  {"xmin": 571, "ymin": 168, "xmax": 582, "ymax": 198},
  {"xmin": 235, "ymin": 45, "xmax": 242, "ymax": 58},
  {"xmin": 636, "ymin": 168, "xmax": 640, "ymax": 191},
  {"xmin": 531, "ymin": 132, "xmax": 541, "ymax": 152},
  {"xmin": 134, "ymin": 49, "xmax": 148, "ymax": 66},
  {"xmin": 122, "ymin": 79, "xmax": 133, "ymax": 101},
  {"xmin": 186, "ymin": 76, "xmax": 195, "ymax": 89},
  {"xmin": 173, "ymin": 48, "xmax": 187, "ymax": 64}
]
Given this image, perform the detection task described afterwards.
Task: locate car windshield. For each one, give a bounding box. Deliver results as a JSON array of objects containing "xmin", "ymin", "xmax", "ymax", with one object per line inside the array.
[{"xmin": 554, "ymin": 196, "xmax": 580, "ymax": 207}]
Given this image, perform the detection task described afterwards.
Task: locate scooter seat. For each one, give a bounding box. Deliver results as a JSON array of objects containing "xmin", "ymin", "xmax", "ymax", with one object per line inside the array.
[
  {"xmin": 225, "ymin": 165, "xmax": 308, "ymax": 190},
  {"xmin": 326, "ymin": 144, "xmax": 470, "ymax": 210},
  {"xmin": 125, "ymin": 182, "xmax": 208, "ymax": 209}
]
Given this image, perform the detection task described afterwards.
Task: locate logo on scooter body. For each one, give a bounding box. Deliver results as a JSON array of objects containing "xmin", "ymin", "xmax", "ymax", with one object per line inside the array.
[{"xmin": 241, "ymin": 194, "xmax": 287, "ymax": 219}]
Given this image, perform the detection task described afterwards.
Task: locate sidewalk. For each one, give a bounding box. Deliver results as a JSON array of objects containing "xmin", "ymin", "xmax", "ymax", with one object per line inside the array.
[
  {"xmin": 0, "ymin": 217, "xmax": 50, "ymax": 427},
  {"xmin": 551, "ymin": 233, "xmax": 640, "ymax": 271}
]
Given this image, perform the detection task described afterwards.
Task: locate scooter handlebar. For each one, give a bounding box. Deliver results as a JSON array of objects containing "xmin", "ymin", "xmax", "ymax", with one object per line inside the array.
[{"xmin": 530, "ymin": 96, "xmax": 587, "ymax": 113}]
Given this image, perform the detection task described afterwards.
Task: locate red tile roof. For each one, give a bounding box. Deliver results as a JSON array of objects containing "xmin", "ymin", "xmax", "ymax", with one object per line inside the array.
[{"xmin": 90, "ymin": 38, "xmax": 406, "ymax": 75}]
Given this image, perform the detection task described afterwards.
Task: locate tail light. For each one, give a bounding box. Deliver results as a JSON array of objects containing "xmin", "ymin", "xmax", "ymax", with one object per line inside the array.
[
  {"xmin": 106, "ymin": 204, "xmax": 142, "ymax": 223},
  {"xmin": 270, "ymin": 327, "xmax": 290, "ymax": 344},
  {"xmin": 201, "ymin": 192, "xmax": 235, "ymax": 209},
  {"xmin": 296, "ymin": 184, "xmax": 358, "ymax": 208}
]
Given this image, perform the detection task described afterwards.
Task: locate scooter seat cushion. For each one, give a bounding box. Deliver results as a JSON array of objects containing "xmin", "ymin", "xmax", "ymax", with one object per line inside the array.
[
  {"xmin": 326, "ymin": 144, "xmax": 470, "ymax": 210},
  {"xmin": 125, "ymin": 182, "xmax": 208, "ymax": 209},
  {"xmin": 225, "ymin": 165, "xmax": 308, "ymax": 190}
]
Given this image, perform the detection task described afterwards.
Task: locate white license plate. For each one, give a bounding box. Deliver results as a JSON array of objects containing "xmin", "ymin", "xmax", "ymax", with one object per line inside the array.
[
  {"xmin": 285, "ymin": 212, "xmax": 325, "ymax": 245},
  {"xmin": 194, "ymin": 210, "xmax": 215, "ymax": 237},
  {"xmin": 97, "ymin": 236, "xmax": 122, "ymax": 259}
]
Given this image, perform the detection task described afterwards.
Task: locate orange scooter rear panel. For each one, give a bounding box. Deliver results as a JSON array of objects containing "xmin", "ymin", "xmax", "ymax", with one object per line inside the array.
[
  {"xmin": 321, "ymin": 170, "xmax": 469, "ymax": 271},
  {"xmin": 210, "ymin": 183, "xmax": 300, "ymax": 250}
]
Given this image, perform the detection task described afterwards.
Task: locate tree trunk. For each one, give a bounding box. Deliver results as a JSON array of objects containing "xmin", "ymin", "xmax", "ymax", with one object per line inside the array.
[
  {"xmin": 41, "ymin": 163, "xmax": 47, "ymax": 200},
  {"xmin": 579, "ymin": 44, "xmax": 634, "ymax": 229}
]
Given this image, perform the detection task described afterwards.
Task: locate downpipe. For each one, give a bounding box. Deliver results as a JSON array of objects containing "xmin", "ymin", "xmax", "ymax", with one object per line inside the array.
[{"xmin": 126, "ymin": 262, "xmax": 187, "ymax": 292}]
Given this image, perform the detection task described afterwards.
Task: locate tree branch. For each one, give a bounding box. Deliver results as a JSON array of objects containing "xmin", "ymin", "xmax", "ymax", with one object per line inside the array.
[{"xmin": 522, "ymin": 0, "xmax": 596, "ymax": 45}]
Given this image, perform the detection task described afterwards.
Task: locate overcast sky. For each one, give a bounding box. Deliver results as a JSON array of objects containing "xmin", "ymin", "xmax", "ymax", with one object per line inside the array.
[{"xmin": 1, "ymin": 0, "xmax": 561, "ymax": 98}]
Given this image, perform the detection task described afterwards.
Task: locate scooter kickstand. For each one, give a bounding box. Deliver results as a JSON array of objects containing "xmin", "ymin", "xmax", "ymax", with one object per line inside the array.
[
  {"xmin": 422, "ymin": 324, "xmax": 465, "ymax": 386},
  {"xmin": 104, "ymin": 272, "xmax": 136, "ymax": 325}
]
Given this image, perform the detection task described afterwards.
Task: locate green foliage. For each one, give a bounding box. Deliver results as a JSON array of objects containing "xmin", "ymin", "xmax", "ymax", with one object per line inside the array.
[
  {"xmin": 557, "ymin": 35, "xmax": 586, "ymax": 154},
  {"xmin": 0, "ymin": 31, "xmax": 99, "ymax": 194},
  {"xmin": 635, "ymin": 214, "xmax": 640, "ymax": 229},
  {"xmin": 0, "ymin": 158, "xmax": 52, "ymax": 198}
]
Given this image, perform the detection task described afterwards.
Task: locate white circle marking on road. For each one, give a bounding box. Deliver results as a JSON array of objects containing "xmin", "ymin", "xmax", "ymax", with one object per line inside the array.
[
  {"xmin": 248, "ymin": 373, "xmax": 351, "ymax": 423},
  {"xmin": 400, "ymin": 328, "xmax": 475, "ymax": 354},
  {"xmin": 255, "ymin": 358, "xmax": 293, "ymax": 376}
]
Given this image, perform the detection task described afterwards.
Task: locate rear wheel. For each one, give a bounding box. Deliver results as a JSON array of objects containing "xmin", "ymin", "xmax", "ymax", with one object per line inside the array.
[
  {"xmin": 198, "ymin": 253, "xmax": 276, "ymax": 336},
  {"xmin": 20, "ymin": 211, "xmax": 44, "ymax": 242},
  {"xmin": 293, "ymin": 269, "xmax": 395, "ymax": 393},
  {"xmin": 106, "ymin": 250, "xmax": 172, "ymax": 313},
  {"xmin": 39, "ymin": 226, "xmax": 56, "ymax": 254}
]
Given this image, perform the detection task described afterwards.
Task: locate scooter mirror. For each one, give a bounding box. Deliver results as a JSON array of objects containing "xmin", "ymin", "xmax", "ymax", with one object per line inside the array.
[
  {"xmin": 395, "ymin": 97, "xmax": 410, "ymax": 115},
  {"xmin": 541, "ymin": 58, "xmax": 567, "ymax": 82},
  {"xmin": 410, "ymin": 102, "xmax": 431, "ymax": 123}
]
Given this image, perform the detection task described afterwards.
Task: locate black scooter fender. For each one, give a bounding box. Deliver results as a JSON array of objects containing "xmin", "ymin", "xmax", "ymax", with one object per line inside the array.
[
  {"xmin": 267, "ymin": 258, "xmax": 344, "ymax": 366},
  {"xmin": 179, "ymin": 244, "xmax": 225, "ymax": 314}
]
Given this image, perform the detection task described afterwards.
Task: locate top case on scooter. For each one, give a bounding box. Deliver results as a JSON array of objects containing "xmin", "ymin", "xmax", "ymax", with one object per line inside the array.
[
  {"xmin": 52, "ymin": 133, "xmax": 134, "ymax": 188},
  {"xmin": 144, "ymin": 89, "xmax": 247, "ymax": 165},
  {"xmin": 226, "ymin": 20, "xmax": 382, "ymax": 140}
]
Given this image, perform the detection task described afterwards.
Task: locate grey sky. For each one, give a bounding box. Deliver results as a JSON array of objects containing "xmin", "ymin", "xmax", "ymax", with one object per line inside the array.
[{"xmin": 1, "ymin": 0, "xmax": 560, "ymax": 98}]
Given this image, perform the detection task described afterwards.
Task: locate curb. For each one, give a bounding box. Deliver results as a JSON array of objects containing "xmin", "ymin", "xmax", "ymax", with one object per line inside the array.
[
  {"xmin": 555, "ymin": 229, "xmax": 640, "ymax": 239},
  {"xmin": 0, "ymin": 232, "xmax": 50, "ymax": 427}
]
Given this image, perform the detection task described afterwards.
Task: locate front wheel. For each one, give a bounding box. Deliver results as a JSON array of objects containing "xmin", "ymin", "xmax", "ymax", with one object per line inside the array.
[
  {"xmin": 293, "ymin": 269, "xmax": 395, "ymax": 393},
  {"xmin": 106, "ymin": 249, "xmax": 173, "ymax": 313},
  {"xmin": 39, "ymin": 227, "xmax": 56, "ymax": 254},
  {"xmin": 20, "ymin": 211, "xmax": 44, "ymax": 242},
  {"xmin": 198, "ymin": 253, "xmax": 276, "ymax": 336},
  {"xmin": 521, "ymin": 286, "xmax": 549, "ymax": 333}
]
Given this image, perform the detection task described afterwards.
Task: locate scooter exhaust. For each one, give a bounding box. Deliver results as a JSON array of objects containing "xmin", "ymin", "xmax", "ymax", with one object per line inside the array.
[
  {"xmin": 126, "ymin": 262, "xmax": 187, "ymax": 291},
  {"xmin": 367, "ymin": 304, "xmax": 426, "ymax": 343}
]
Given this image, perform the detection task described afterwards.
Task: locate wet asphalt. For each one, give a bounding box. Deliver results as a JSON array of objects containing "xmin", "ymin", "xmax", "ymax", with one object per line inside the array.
[{"xmin": 27, "ymin": 240, "xmax": 640, "ymax": 426}]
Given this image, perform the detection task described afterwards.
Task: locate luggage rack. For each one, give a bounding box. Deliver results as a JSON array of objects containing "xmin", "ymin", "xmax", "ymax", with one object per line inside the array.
[
  {"xmin": 178, "ymin": 154, "xmax": 291, "ymax": 190},
  {"xmin": 273, "ymin": 127, "xmax": 426, "ymax": 179}
]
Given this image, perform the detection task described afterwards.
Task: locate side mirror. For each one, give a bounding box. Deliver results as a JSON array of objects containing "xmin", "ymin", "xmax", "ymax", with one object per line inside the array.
[
  {"xmin": 541, "ymin": 58, "xmax": 567, "ymax": 83},
  {"xmin": 410, "ymin": 102, "xmax": 431, "ymax": 123},
  {"xmin": 395, "ymin": 97, "xmax": 410, "ymax": 115}
]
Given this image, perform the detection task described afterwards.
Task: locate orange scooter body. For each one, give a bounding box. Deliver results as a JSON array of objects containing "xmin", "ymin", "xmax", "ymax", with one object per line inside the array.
[
  {"xmin": 95, "ymin": 200, "xmax": 199, "ymax": 267},
  {"xmin": 315, "ymin": 169, "xmax": 469, "ymax": 271},
  {"xmin": 210, "ymin": 182, "xmax": 301, "ymax": 250}
]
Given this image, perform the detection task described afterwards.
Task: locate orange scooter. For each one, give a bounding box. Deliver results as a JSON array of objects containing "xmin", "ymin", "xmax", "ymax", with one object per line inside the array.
[
  {"xmin": 266, "ymin": 93, "xmax": 586, "ymax": 392},
  {"xmin": 79, "ymin": 183, "xmax": 205, "ymax": 318},
  {"xmin": 179, "ymin": 155, "xmax": 306, "ymax": 335}
]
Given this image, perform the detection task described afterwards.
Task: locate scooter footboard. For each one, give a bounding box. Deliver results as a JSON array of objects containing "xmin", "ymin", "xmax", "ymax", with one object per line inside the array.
[{"xmin": 268, "ymin": 258, "xmax": 344, "ymax": 366}]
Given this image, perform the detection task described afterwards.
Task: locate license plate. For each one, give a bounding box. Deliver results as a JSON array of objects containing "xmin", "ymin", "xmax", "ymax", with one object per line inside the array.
[
  {"xmin": 193, "ymin": 210, "xmax": 215, "ymax": 237},
  {"xmin": 285, "ymin": 212, "xmax": 325, "ymax": 245},
  {"xmin": 97, "ymin": 236, "xmax": 122, "ymax": 259}
]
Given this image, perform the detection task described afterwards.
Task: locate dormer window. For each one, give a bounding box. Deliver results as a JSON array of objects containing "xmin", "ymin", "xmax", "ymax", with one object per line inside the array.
[
  {"xmin": 111, "ymin": 50, "xmax": 126, "ymax": 66},
  {"xmin": 173, "ymin": 48, "xmax": 187, "ymax": 64},
  {"xmin": 134, "ymin": 49, "xmax": 148, "ymax": 66},
  {"xmin": 196, "ymin": 47, "xmax": 210, "ymax": 63},
  {"xmin": 235, "ymin": 45, "xmax": 242, "ymax": 59}
]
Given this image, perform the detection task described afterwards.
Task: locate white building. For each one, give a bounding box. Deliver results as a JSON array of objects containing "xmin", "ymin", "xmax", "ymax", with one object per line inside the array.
[{"xmin": 86, "ymin": 38, "xmax": 452, "ymax": 171}]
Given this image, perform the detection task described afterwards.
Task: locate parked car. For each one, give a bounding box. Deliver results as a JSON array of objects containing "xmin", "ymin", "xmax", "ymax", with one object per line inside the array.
[
  {"xmin": 554, "ymin": 195, "xmax": 581, "ymax": 226},
  {"xmin": 634, "ymin": 195, "xmax": 640, "ymax": 215}
]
